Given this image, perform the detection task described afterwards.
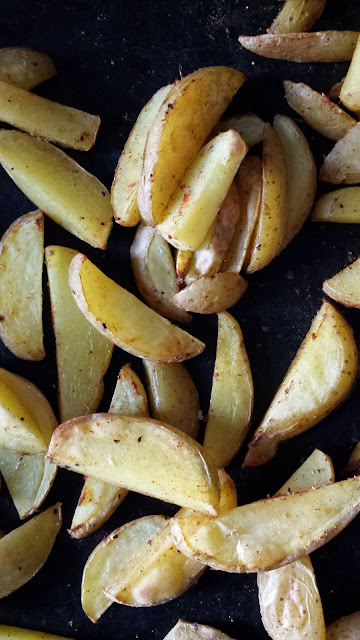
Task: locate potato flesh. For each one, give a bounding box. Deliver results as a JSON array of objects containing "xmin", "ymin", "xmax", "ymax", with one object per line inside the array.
[
  {"xmin": 173, "ymin": 273, "xmax": 247, "ymax": 315},
  {"xmin": 327, "ymin": 612, "xmax": 360, "ymax": 639},
  {"xmin": 0, "ymin": 211, "xmax": 44, "ymax": 360},
  {"xmin": 340, "ymin": 35, "xmax": 360, "ymax": 112},
  {"xmin": 0, "ymin": 48, "xmax": 56, "ymax": 90},
  {"xmin": 277, "ymin": 449, "xmax": 334, "ymax": 495},
  {"xmin": 0, "ymin": 130, "xmax": 113, "ymax": 249},
  {"xmin": 109, "ymin": 363, "xmax": 149, "ymax": 416},
  {"xmin": 0, "ymin": 627, "xmax": 72, "ymax": 640},
  {"xmin": 323, "ymin": 257, "xmax": 360, "ymax": 308},
  {"xmin": 319, "ymin": 123, "xmax": 360, "ymax": 183},
  {"xmin": 163, "ymin": 620, "xmax": 236, "ymax": 640},
  {"xmin": 214, "ymin": 114, "xmax": 265, "ymax": 148},
  {"xmin": 269, "ymin": 0, "xmax": 326, "ymax": 34},
  {"xmin": 0, "ymin": 379, "xmax": 46, "ymax": 455},
  {"xmin": 238, "ymin": 32, "xmax": 359, "ymax": 63},
  {"xmin": 176, "ymin": 250, "xmax": 193, "ymax": 283},
  {"xmin": 312, "ymin": 187, "xmax": 360, "ymax": 222}
]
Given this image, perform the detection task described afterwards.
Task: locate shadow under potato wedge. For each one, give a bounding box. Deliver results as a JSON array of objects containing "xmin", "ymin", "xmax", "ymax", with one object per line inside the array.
[
  {"xmin": 0, "ymin": 47, "xmax": 56, "ymax": 90},
  {"xmin": 173, "ymin": 272, "xmax": 247, "ymax": 315}
]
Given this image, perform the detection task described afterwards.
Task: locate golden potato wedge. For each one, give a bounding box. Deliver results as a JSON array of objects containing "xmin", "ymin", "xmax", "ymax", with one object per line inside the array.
[
  {"xmin": 138, "ymin": 66, "xmax": 246, "ymax": 225},
  {"xmin": 143, "ymin": 360, "xmax": 199, "ymax": 439},
  {"xmin": 244, "ymin": 300, "xmax": 357, "ymax": 467},
  {"xmin": 323, "ymin": 257, "xmax": 360, "ymax": 308},
  {"xmin": 173, "ymin": 273, "xmax": 247, "ymax": 315},
  {"xmin": 171, "ymin": 476, "xmax": 360, "ymax": 573},
  {"xmin": 69, "ymin": 254, "xmax": 204, "ymax": 362},
  {"xmin": 273, "ymin": 115, "xmax": 317, "ymax": 250},
  {"xmin": 163, "ymin": 620, "xmax": 236, "ymax": 640},
  {"xmin": 214, "ymin": 114, "xmax": 265, "ymax": 148},
  {"xmin": 0, "ymin": 48, "xmax": 56, "ymax": 90},
  {"xmin": 277, "ymin": 449, "xmax": 334, "ymax": 495},
  {"xmin": 157, "ymin": 131, "xmax": 247, "ymax": 252},
  {"xmin": 0, "ymin": 130, "xmax": 113, "ymax": 249},
  {"xmin": 340, "ymin": 35, "xmax": 360, "ymax": 112},
  {"xmin": 203, "ymin": 312, "xmax": 253, "ymax": 468},
  {"xmin": 0, "ymin": 503, "xmax": 61, "ymax": 598},
  {"xmin": 238, "ymin": 32, "xmax": 359, "ymax": 62},
  {"xmin": 345, "ymin": 442, "xmax": 360, "ymax": 476},
  {"xmin": 269, "ymin": 0, "xmax": 326, "ymax": 34},
  {"xmin": 0, "ymin": 211, "xmax": 44, "ymax": 361},
  {"xmin": 0, "ymin": 626, "xmax": 74, "ymax": 640},
  {"xmin": 130, "ymin": 225, "xmax": 191, "ymax": 323},
  {"xmin": 48, "ymin": 413, "xmax": 220, "ymax": 514},
  {"xmin": 327, "ymin": 612, "xmax": 360, "ymax": 639},
  {"xmin": 283, "ymin": 81, "xmax": 356, "ymax": 141},
  {"xmin": 319, "ymin": 123, "xmax": 360, "ymax": 183},
  {"xmin": 176, "ymin": 250, "xmax": 193, "ymax": 283},
  {"xmin": 112, "ymin": 84, "xmax": 171, "ymax": 226},
  {"xmin": 312, "ymin": 187, "xmax": 360, "ymax": 222},
  {"xmin": 109, "ymin": 363, "xmax": 148, "ymax": 416}
]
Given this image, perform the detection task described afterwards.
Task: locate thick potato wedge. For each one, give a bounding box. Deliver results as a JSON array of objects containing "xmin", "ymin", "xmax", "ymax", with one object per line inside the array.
[
  {"xmin": 345, "ymin": 442, "xmax": 360, "ymax": 476},
  {"xmin": 0, "ymin": 80, "xmax": 99, "ymax": 151},
  {"xmin": 274, "ymin": 115, "xmax": 317, "ymax": 250},
  {"xmin": 138, "ymin": 66, "xmax": 246, "ymax": 225},
  {"xmin": 312, "ymin": 187, "xmax": 360, "ymax": 222},
  {"xmin": 176, "ymin": 250, "xmax": 193, "ymax": 283},
  {"xmin": 214, "ymin": 114, "xmax": 265, "ymax": 148},
  {"xmin": 171, "ymin": 477, "xmax": 360, "ymax": 573},
  {"xmin": 0, "ymin": 626, "xmax": 73, "ymax": 640},
  {"xmin": 173, "ymin": 273, "xmax": 247, "ymax": 315},
  {"xmin": 0, "ymin": 503, "xmax": 61, "ymax": 598},
  {"xmin": 48, "ymin": 413, "xmax": 220, "ymax": 514},
  {"xmin": 0, "ymin": 211, "xmax": 44, "ymax": 360},
  {"xmin": 203, "ymin": 312, "xmax": 253, "ymax": 468},
  {"xmin": 340, "ymin": 35, "xmax": 360, "ymax": 112},
  {"xmin": 323, "ymin": 257, "xmax": 360, "ymax": 308},
  {"xmin": 238, "ymin": 32, "xmax": 359, "ymax": 63},
  {"xmin": 283, "ymin": 81, "xmax": 356, "ymax": 141},
  {"xmin": 0, "ymin": 48, "xmax": 56, "ymax": 90},
  {"xmin": 269, "ymin": 0, "xmax": 326, "ymax": 34},
  {"xmin": 130, "ymin": 225, "xmax": 191, "ymax": 323},
  {"xmin": 327, "ymin": 612, "xmax": 360, "ymax": 639},
  {"xmin": 157, "ymin": 131, "xmax": 247, "ymax": 252},
  {"xmin": 319, "ymin": 123, "xmax": 360, "ymax": 183},
  {"xmin": 143, "ymin": 361, "xmax": 199, "ymax": 439},
  {"xmin": 0, "ymin": 130, "xmax": 113, "ymax": 249},
  {"xmin": 112, "ymin": 84, "xmax": 171, "ymax": 226},
  {"xmin": 277, "ymin": 449, "xmax": 334, "ymax": 495},
  {"xmin": 244, "ymin": 301, "xmax": 357, "ymax": 467},
  {"xmin": 69, "ymin": 254, "xmax": 204, "ymax": 362},
  {"xmin": 163, "ymin": 621, "xmax": 236, "ymax": 640}
]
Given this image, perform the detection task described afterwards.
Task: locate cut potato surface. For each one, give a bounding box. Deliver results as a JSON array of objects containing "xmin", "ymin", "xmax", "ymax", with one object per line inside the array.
[
  {"xmin": 109, "ymin": 363, "xmax": 148, "ymax": 416},
  {"xmin": 0, "ymin": 626, "xmax": 73, "ymax": 640},
  {"xmin": 327, "ymin": 612, "xmax": 360, "ymax": 639},
  {"xmin": 0, "ymin": 48, "xmax": 56, "ymax": 90},
  {"xmin": 277, "ymin": 449, "xmax": 334, "ymax": 495},
  {"xmin": 0, "ymin": 379, "xmax": 47, "ymax": 455},
  {"xmin": 320, "ymin": 123, "xmax": 360, "ymax": 183},
  {"xmin": 269, "ymin": 0, "xmax": 326, "ymax": 34},
  {"xmin": 214, "ymin": 114, "xmax": 265, "ymax": 148},
  {"xmin": 323, "ymin": 257, "xmax": 360, "ymax": 308},
  {"xmin": 238, "ymin": 32, "xmax": 359, "ymax": 63},
  {"xmin": 69, "ymin": 254, "xmax": 204, "ymax": 362},
  {"xmin": 176, "ymin": 250, "xmax": 193, "ymax": 283},
  {"xmin": 163, "ymin": 620, "xmax": 236, "ymax": 640},
  {"xmin": 312, "ymin": 187, "xmax": 360, "ymax": 222},
  {"xmin": 173, "ymin": 273, "xmax": 247, "ymax": 315},
  {"xmin": 340, "ymin": 35, "xmax": 360, "ymax": 112}
]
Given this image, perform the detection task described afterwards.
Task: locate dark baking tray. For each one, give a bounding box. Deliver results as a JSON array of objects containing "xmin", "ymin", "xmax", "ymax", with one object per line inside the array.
[{"xmin": 0, "ymin": 1, "xmax": 360, "ymax": 639}]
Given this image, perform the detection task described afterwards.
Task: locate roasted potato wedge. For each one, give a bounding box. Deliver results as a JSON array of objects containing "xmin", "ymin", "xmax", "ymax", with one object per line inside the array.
[
  {"xmin": 176, "ymin": 250, "xmax": 193, "ymax": 284},
  {"xmin": 0, "ymin": 210, "xmax": 44, "ymax": 360},
  {"xmin": 109, "ymin": 363, "xmax": 148, "ymax": 416},
  {"xmin": 0, "ymin": 130, "xmax": 113, "ymax": 249},
  {"xmin": 277, "ymin": 449, "xmax": 334, "ymax": 495},
  {"xmin": 319, "ymin": 123, "xmax": 360, "ymax": 183},
  {"xmin": 173, "ymin": 273, "xmax": 247, "ymax": 315},
  {"xmin": 323, "ymin": 257, "xmax": 360, "ymax": 308},
  {"xmin": 328, "ymin": 79, "xmax": 345, "ymax": 101},
  {"xmin": 345, "ymin": 442, "xmax": 360, "ymax": 476},
  {"xmin": 138, "ymin": 66, "xmax": 246, "ymax": 225},
  {"xmin": 0, "ymin": 626, "xmax": 73, "ymax": 640},
  {"xmin": 69, "ymin": 254, "xmax": 204, "ymax": 362},
  {"xmin": 269, "ymin": 0, "xmax": 326, "ymax": 34},
  {"xmin": 340, "ymin": 35, "xmax": 360, "ymax": 112},
  {"xmin": 238, "ymin": 32, "xmax": 359, "ymax": 62},
  {"xmin": 214, "ymin": 114, "xmax": 265, "ymax": 148},
  {"xmin": 327, "ymin": 612, "xmax": 360, "ymax": 639},
  {"xmin": 0, "ymin": 48, "xmax": 56, "ymax": 90},
  {"xmin": 163, "ymin": 621, "xmax": 236, "ymax": 640},
  {"xmin": 244, "ymin": 301, "xmax": 357, "ymax": 467},
  {"xmin": 312, "ymin": 187, "xmax": 360, "ymax": 222}
]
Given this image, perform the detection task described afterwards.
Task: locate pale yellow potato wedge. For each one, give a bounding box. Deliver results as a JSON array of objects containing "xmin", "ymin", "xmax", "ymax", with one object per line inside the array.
[
  {"xmin": 0, "ymin": 503, "xmax": 61, "ymax": 598},
  {"xmin": 173, "ymin": 273, "xmax": 247, "ymax": 315},
  {"xmin": 112, "ymin": 84, "xmax": 171, "ymax": 226},
  {"xmin": 274, "ymin": 115, "xmax": 317, "ymax": 250},
  {"xmin": 69, "ymin": 254, "xmax": 204, "ymax": 362},
  {"xmin": 163, "ymin": 620, "xmax": 236, "ymax": 640},
  {"xmin": 203, "ymin": 312, "xmax": 253, "ymax": 468},
  {"xmin": 246, "ymin": 124, "xmax": 287, "ymax": 274},
  {"xmin": 312, "ymin": 187, "xmax": 360, "ymax": 222},
  {"xmin": 0, "ymin": 48, "xmax": 56, "ymax": 90},
  {"xmin": 323, "ymin": 257, "xmax": 360, "ymax": 308},
  {"xmin": 345, "ymin": 442, "xmax": 360, "ymax": 476},
  {"xmin": 138, "ymin": 66, "xmax": 246, "ymax": 225},
  {"xmin": 244, "ymin": 300, "xmax": 357, "ymax": 467},
  {"xmin": 0, "ymin": 130, "xmax": 112, "ymax": 249},
  {"xmin": 158, "ymin": 131, "xmax": 247, "ymax": 252},
  {"xmin": 238, "ymin": 32, "xmax": 359, "ymax": 63},
  {"xmin": 0, "ymin": 626, "xmax": 74, "ymax": 640},
  {"xmin": 0, "ymin": 80, "xmax": 99, "ymax": 151},
  {"xmin": 320, "ymin": 123, "xmax": 360, "ymax": 183},
  {"xmin": 143, "ymin": 361, "xmax": 199, "ymax": 439},
  {"xmin": 277, "ymin": 449, "xmax": 334, "ymax": 495},
  {"xmin": 176, "ymin": 250, "xmax": 193, "ymax": 283},
  {"xmin": 171, "ymin": 476, "xmax": 360, "ymax": 572},
  {"xmin": 109, "ymin": 363, "xmax": 149, "ymax": 416},
  {"xmin": 0, "ymin": 211, "xmax": 44, "ymax": 360},
  {"xmin": 131, "ymin": 225, "xmax": 191, "ymax": 323},
  {"xmin": 340, "ymin": 35, "xmax": 360, "ymax": 112},
  {"xmin": 48, "ymin": 413, "xmax": 220, "ymax": 514},
  {"xmin": 269, "ymin": 0, "xmax": 326, "ymax": 34},
  {"xmin": 327, "ymin": 612, "xmax": 360, "ymax": 639},
  {"xmin": 214, "ymin": 114, "xmax": 265, "ymax": 148}
]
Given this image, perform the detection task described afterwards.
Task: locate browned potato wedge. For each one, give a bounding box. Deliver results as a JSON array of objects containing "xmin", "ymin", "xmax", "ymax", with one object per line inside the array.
[
  {"xmin": 143, "ymin": 361, "xmax": 199, "ymax": 439},
  {"xmin": 0, "ymin": 626, "xmax": 74, "ymax": 640},
  {"xmin": 269, "ymin": 0, "xmax": 326, "ymax": 34},
  {"xmin": 327, "ymin": 612, "xmax": 360, "ymax": 639},
  {"xmin": 69, "ymin": 254, "xmax": 204, "ymax": 362},
  {"xmin": 283, "ymin": 81, "xmax": 357, "ymax": 141},
  {"xmin": 0, "ymin": 503, "xmax": 61, "ymax": 598},
  {"xmin": 323, "ymin": 257, "xmax": 360, "ymax": 308},
  {"xmin": 163, "ymin": 620, "xmax": 236, "ymax": 640},
  {"xmin": 176, "ymin": 250, "xmax": 193, "ymax": 283},
  {"xmin": 138, "ymin": 66, "xmax": 246, "ymax": 225},
  {"xmin": 130, "ymin": 225, "xmax": 191, "ymax": 323},
  {"xmin": 214, "ymin": 114, "xmax": 265, "ymax": 148},
  {"xmin": 238, "ymin": 32, "xmax": 359, "ymax": 62},
  {"xmin": 0, "ymin": 211, "xmax": 44, "ymax": 360},
  {"xmin": 345, "ymin": 442, "xmax": 360, "ymax": 476},
  {"xmin": 0, "ymin": 130, "xmax": 113, "ymax": 249},
  {"xmin": 340, "ymin": 35, "xmax": 360, "ymax": 112},
  {"xmin": 203, "ymin": 312, "xmax": 253, "ymax": 468},
  {"xmin": 173, "ymin": 273, "xmax": 247, "ymax": 315},
  {"xmin": 320, "ymin": 123, "xmax": 360, "ymax": 183},
  {"xmin": 244, "ymin": 300, "xmax": 357, "ymax": 467},
  {"xmin": 312, "ymin": 187, "xmax": 360, "ymax": 222},
  {"xmin": 328, "ymin": 79, "xmax": 345, "ymax": 101},
  {"xmin": 0, "ymin": 48, "xmax": 56, "ymax": 90}
]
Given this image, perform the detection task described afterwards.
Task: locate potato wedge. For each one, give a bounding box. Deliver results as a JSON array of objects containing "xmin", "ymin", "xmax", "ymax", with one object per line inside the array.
[
  {"xmin": 163, "ymin": 620, "xmax": 236, "ymax": 640},
  {"xmin": 109, "ymin": 363, "xmax": 148, "ymax": 416},
  {"xmin": 176, "ymin": 250, "xmax": 193, "ymax": 283},
  {"xmin": 173, "ymin": 273, "xmax": 247, "ymax": 315},
  {"xmin": 138, "ymin": 66, "xmax": 246, "ymax": 225},
  {"xmin": 323, "ymin": 257, "xmax": 360, "ymax": 308},
  {"xmin": 48, "ymin": 413, "xmax": 220, "ymax": 514},
  {"xmin": 0, "ymin": 48, "xmax": 56, "ymax": 90},
  {"xmin": 69, "ymin": 254, "xmax": 204, "ymax": 362},
  {"xmin": 0, "ymin": 626, "xmax": 73, "ymax": 640},
  {"xmin": 0, "ymin": 130, "xmax": 113, "ymax": 249},
  {"xmin": 130, "ymin": 225, "xmax": 191, "ymax": 323},
  {"xmin": 312, "ymin": 187, "xmax": 360, "ymax": 222},
  {"xmin": 283, "ymin": 81, "xmax": 356, "ymax": 141},
  {"xmin": 157, "ymin": 131, "xmax": 247, "ymax": 252},
  {"xmin": 340, "ymin": 35, "xmax": 360, "ymax": 112},
  {"xmin": 112, "ymin": 84, "xmax": 171, "ymax": 227},
  {"xmin": 0, "ymin": 503, "xmax": 61, "ymax": 598},
  {"xmin": 277, "ymin": 449, "xmax": 334, "ymax": 495},
  {"xmin": 243, "ymin": 300, "xmax": 357, "ymax": 467},
  {"xmin": 203, "ymin": 312, "xmax": 253, "ymax": 468},
  {"xmin": 213, "ymin": 114, "xmax": 265, "ymax": 148},
  {"xmin": 328, "ymin": 79, "xmax": 345, "ymax": 101},
  {"xmin": 238, "ymin": 32, "xmax": 359, "ymax": 62},
  {"xmin": 0, "ymin": 211, "xmax": 44, "ymax": 361},
  {"xmin": 327, "ymin": 612, "xmax": 360, "ymax": 639},
  {"xmin": 143, "ymin": 360, "xmax": 199, "ymax": 439},
  {"xmin": 269, "ymin": 0, "xmax": 326, "ymax": 34},
  {"xmin": 319, "ymin": 123, "xmax": 360, "ymax": 183},
  {"xmin": 345, "ymin": 442, "xmax": 360, "ymax": 476},
  {"xmin": 171, "ymin": 477, "xmax": 360, "ymax": 573}
]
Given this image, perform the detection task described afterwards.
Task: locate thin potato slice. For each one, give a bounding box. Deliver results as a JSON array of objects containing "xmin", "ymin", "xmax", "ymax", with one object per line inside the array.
[
  {"xmin": 112, "ymin": 84, "xmax": 171, "ymax": 227},
  {"xmin": 69, "ymin": 254, "xmax": 204, "ymax": 362},
  {"xmin": 312, "ymin": 187, "xmax": 360, "ymax": 222},
  {"xmin": 327, "ymin": 612, "xmax": 360, "ymax": 639},
  {"xmin": 157, "ymin": 131, "xmax": 247, "ymax": 252},
  {"xmin": 269, "ymin": 0, "xmax": 326, "ymax": 34},
  {"xmin": 163, "ymin": 620, "xmax": 236, "ymax": 640},
  {"xmin": 138, "ymin": 66, "xmax": 246, "ymax": 225},
  {"xmin": 0, "ymin": 130, "xmax": 113, "ymax": 249},
  {"xmin": 173, "ymin": 273, "xmax": 247, "ymax": 315},
  {"xmin": 176, "ymin": 250, "xmax": 193, "ymax": 283},
  {"xmin": 0, "ymin": 48, "xmax": 56, "ymax": 90},
  {"xmin": 244, "ymin": 301, "xmax": 357, "ymax": 467},
  {"xmin": 0, "ymin": 503, "xmax": 61, "ymax": 599},
  {"xmin": 214, "ymin": 114, "xmax": 265, "ymax": 148},
  {"xmin": 0, "ymin": 211, "xmax": 44, "ymax": 360},
  {"xmin": 323, "ymin": 257, "xmax": 360, "ymax": 308},
  {"xmin": 238, "ymin": 32, "xmax": 359, "ymax": 63},
  {"xmin": 340, "ymin": 35, "xmax": 360, "ymax": 112},
  {"xmin": 203, "ymin": 312, "xmax": 253, "ymax": 468},
  {"xmin": 319, "ymin": 123, "xmax": 360, "ymax": 183},
  {"xmin": 0, "ymin": 626, "xmax": 74, "ymax": 640},
  {"xmin": 48, "ymin": 413, "xmax": 220, "ymax": 514},
  {"xmin": 130, "ymin": 225, "xmax": 191, "ymax": 323},
  {"xmin": 345, "ymin": 442, "xmax": 360, "ymax": 476}
]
